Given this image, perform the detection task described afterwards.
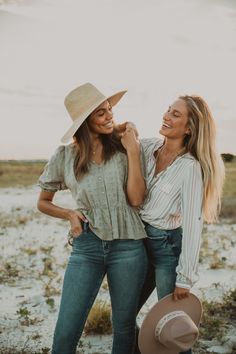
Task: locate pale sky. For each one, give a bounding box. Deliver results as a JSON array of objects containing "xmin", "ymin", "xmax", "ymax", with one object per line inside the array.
[{"xmin": 0, "ymin": 0, "xmax": 235, "ymax": 159}]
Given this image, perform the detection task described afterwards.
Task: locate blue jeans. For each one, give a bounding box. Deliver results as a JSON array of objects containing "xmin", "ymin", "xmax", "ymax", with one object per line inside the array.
[
  {"xmin": 52, "ymin": 229, "xmax": 148, "ymax": 354},
  {"xmin": 134, "ymin": 224, "xmax": 192, "ymax": 354},
  {"xmin": 145, "ymin": 223, "xmax": 192, "ymax": 354}
]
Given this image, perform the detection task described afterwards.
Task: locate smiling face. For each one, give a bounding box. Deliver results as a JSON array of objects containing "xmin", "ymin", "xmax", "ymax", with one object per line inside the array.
[
  {"xmin": 160, "ymin": 98, "xmax": 191, "ymax": 140},
  {"xmin": 87, "ymin": 100, "xmax": 114, "ymax": 135}
]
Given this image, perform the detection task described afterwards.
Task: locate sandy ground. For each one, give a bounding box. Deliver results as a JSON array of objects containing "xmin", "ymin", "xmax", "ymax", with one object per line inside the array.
[{"xmin": 0, "ymin": 187, "xmax": 236, "ymax": 353}]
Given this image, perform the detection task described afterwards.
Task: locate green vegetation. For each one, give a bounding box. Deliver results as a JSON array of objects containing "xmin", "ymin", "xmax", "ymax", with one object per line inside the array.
[
  {"xmin": 16, "ymin": 307, "xmax": 31, "ymax": 319},
  {"xmin": 0, "ymin": 160, "xmax": 46, "ymax": 188},
  {"xmin": 16, "ymin": 306, "xmax": 41, "ymax": 327},
  {"xmin": 221, "ymin": 153, "xmax": 234, "ymax": 162},
  {"xmin": 193, "ymin": 288, "xmax": 236, "ymax": 353},
  {"xmin": 0, "ymin": 261, "xmax": 20, "ymax": 284},
  {"xmin": 84, "ymin": 300, "xmax": 112, "ymax": 335},
  {"xmin": 220, "ymin": 161, "xmax": 236, "ymax": 219},
  {"xmin": 45, "ymin": 297, "xmax": 55, "ymax": 310}
]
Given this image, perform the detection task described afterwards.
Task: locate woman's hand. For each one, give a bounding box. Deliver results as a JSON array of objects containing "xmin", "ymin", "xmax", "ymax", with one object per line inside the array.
[
  {"xmin": 121, "ymin": 125, "xmax": 140, "ymax": 155},
  {"xmin": 67, "ymin": 209, "xmax": 88, "ymax": 238},
  {"xmin": 173, "ymin": 287, "xmax": 190, "ymax": 301},
  {"xmin": 116, "ymin": 121, "xmax": 139, "ymax": 138},
  {"xmin": 37, "ymin": 191, "xmax": 88, "ymax": 242}
]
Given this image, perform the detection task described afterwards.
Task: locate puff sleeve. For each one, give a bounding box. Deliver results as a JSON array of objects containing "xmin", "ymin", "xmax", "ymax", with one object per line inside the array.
[{"xmin": 38, "ymin": 146, "xmax": 68, "ymax": 192}]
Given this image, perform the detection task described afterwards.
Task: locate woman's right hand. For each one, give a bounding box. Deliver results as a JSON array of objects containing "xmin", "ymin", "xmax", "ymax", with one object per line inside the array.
[
  {"xmin": 67, "ymin": 209, "xmax": 88, "ymax": 238},
  {"xmin": 37, "ymin": 191, "xmax": 88, "ymax": 241}
]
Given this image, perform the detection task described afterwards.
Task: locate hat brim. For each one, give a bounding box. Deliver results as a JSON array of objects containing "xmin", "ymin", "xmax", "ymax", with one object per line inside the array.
[
  {"xmin": 138, "ymin": 293, "xmax": 202, "ymax": 354},
  {"xmin": 61, "ymin": 90, "xmax": 127, "ymax": 144}
]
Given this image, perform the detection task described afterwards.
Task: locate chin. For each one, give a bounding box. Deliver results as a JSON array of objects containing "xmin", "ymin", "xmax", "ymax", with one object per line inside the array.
[
  {"xmin": 159, "ymin": 128, "xmax": 168, "ymax": 137},
  {"xmin": 101, "ymin": 127, "xmax": 114, "ymax": 135}
]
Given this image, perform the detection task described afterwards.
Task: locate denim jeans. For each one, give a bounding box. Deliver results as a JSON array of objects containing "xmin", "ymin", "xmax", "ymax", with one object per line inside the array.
[
  {"xmin": 52, "ymin": 228, "xmax": 148, "ymax": 354},
  {"xmin": 134, "ymin": 224, "xmax": 192, "ymax": 354}
]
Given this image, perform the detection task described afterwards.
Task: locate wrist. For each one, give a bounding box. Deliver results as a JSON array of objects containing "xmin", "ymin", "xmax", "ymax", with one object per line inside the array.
[
  {"xmin": 126, "ymin": 145, "xmax": 140, "ymax": 157},
  {"xmin": 65, "ymin": 209, "xmax": 75, "ymax": 221}
]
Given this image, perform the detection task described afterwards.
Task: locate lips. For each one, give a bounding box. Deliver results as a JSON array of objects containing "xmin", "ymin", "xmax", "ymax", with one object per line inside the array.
[
  {"xmin": 103, "ymin": 122, "xmax": 113, "ymax": 128},
  {"xmin": 162, "ymin": 122, "xmax": 171, "ymax": 128}
]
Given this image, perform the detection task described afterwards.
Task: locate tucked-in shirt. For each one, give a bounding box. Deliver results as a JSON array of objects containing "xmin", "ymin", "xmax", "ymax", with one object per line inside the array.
[
  {"xmin": 140, "ymin": 137, "xmax": 203, "ymax": 288},
  {"xmin": 38, "ymin": 144, "xmax": 147, "ymax": 241}
]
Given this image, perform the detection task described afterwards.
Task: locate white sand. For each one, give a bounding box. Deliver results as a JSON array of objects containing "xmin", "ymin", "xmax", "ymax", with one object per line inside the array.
[{"xmin": 0, "ymin": 186, "xmax": 235, "ymax": 353}]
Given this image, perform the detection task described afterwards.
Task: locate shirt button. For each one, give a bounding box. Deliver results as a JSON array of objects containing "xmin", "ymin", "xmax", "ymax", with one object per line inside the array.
[{"xmin": 98, "ymin": 177, "xmax": 102, "ymax": 181}]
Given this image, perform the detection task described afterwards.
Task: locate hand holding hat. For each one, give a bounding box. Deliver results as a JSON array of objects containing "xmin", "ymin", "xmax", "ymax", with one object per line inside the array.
[{"xmin": 138, "ymin": 293, "xmax": 202, "ymax": 354}]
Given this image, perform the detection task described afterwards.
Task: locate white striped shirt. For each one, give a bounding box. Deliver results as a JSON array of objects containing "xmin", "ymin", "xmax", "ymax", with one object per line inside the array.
[{"xmin": 140, "ymin": 137, "xmax": 203, "ymax": 288}]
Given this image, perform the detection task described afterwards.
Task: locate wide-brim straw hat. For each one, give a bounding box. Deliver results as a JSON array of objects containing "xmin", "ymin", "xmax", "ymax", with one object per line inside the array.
[
  {"xmin": 61, "ymin": 82, "xmax": 127, "ymax": 144},
  {"xmin": 138, "ymin": 293, "xmax": 202, "ymax": 354}
]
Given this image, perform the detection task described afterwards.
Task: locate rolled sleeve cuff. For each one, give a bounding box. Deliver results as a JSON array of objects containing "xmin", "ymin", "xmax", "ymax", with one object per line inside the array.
[{"xmin": 176, "ymin": 273, "xmax": 192, "ymax": 289}]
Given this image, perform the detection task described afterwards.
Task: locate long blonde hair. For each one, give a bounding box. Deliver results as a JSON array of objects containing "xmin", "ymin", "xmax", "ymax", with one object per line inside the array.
[{"xmin": 180, "ymin": 95, "xmax": 225, "ymax": 223}]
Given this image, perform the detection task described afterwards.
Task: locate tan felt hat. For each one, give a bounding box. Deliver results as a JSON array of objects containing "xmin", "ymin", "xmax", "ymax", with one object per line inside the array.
[
  {"xmin": 61, "ymin": 82, "xmax": 127, "ymax": 144},
  {"xmin": 138, "ymin": 293, "xmax": 202, "ymax": 354}
]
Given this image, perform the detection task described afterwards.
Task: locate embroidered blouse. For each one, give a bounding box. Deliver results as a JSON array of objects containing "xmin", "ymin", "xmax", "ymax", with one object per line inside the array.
[{"xmin": 38, "ymin": 144, "xmax": 147, "ymax": 241}]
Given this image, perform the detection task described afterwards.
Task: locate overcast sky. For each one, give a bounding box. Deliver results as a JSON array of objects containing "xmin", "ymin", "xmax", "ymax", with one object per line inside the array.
[{"xmin": 0, "ymin": 0, "xmax": 235, "ymax": 159}]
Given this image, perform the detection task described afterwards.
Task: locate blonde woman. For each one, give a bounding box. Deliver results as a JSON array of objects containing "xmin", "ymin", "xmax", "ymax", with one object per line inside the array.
[
  {"xmin": 37, "ymin": 83, "xmax": 148, "ymax": 354},
  {"xmin": 123, "ymin": 95, "xmax": 225, "ymax": 354}
]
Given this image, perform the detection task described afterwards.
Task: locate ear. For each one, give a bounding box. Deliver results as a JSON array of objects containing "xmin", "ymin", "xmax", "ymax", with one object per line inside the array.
[{"xmin": 185, "ymin": 127, "xmax": 191, "ymax": 135}]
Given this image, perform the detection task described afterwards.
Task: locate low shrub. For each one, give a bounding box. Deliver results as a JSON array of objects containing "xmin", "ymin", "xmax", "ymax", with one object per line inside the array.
[{"xmin": 84, "ymin": 300, "xmax": 112, "ymax": 335}]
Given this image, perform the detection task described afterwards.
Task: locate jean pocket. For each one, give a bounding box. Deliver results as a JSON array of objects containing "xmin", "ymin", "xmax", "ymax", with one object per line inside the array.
[{"xmin": 166, "ymin": 229, "xmax": 182, "ymax": 256}]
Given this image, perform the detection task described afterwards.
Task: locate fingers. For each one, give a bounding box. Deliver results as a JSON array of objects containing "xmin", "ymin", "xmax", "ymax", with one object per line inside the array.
[
  {"xmin": 115, "ymin": 122, "xmax": 127, "ymax": 133},
  {"xmin": 74, "ymin": 209, "xmax": 88, "ymax": 223},
  {"xmin": 126, "ymin": 122, "xmax": 137, "ymax": 130},
  {"xmin": 71, "ymin": 224, "xmax": 83, "ymax": 237},
  {"xmin": 67, "ymin": 225, "xmax": 82, "ymax": 246},
  {"xmin": 67, "ymin": 209, "xmax": 88, "ymax": 238},
  {"xmin": 172, "ymin": 291, "xmax": 178, "ymax": 301},
  {"xmin": 123, "ymin": 127, "xmax": 136, "ymax": 137},
  {"xmin": 172, "ymin": 287, "xmax": 190, "ymax": 301}
]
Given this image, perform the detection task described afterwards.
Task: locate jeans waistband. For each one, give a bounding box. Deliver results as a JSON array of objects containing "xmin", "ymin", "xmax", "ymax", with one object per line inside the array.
[{"xmin": 142, "ymin": 221, "xmax": 182, "ymax": 233}]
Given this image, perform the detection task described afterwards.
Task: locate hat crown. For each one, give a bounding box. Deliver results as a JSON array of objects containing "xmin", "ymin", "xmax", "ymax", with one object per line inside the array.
[
  {"xmin": 61, "ymin": 83, "xmax": 127, "ymax": 144},
  {"xmin": 64, "ymin": 83, "xmax": 106, "ymax": 121},
  {"xmin": 156, "ymin": 312, "xmax": 198, "ymax": 351},
  {"xmin": 138, "ymin": 293, "xmax": 202, "ymax": 354}
]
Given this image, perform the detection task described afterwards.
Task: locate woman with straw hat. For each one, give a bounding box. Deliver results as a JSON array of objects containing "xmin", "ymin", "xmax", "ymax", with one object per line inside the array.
[
  {"xmin": 37, "ymin": 82, "xmax": 148, "ymax": 354},
  {"xmin": 123, "ymin": 95, "xmax": 225, "ymax": 354}
]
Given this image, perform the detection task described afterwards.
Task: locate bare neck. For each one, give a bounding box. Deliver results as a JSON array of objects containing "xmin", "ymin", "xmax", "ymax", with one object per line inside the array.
[
  {"xmin": 162, "ymin": 138, "xmax": 185, "ymax": 154},
  {"xmin": 90, "ymin": 132, "xmax": 102, "ymax": 146}
]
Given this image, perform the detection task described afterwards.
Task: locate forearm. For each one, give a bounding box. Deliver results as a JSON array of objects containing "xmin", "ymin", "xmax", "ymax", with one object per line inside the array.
[
  {"xmin": 126, "ymin": 149, "xmax": 146, "ymax": 207},
  {"xmin": 37, "ymin": 198, "xmax": 72, "ymax": 221},
  {"xmin": 37, "ymin": 193, "xmax": 87, "ymax": 237}
]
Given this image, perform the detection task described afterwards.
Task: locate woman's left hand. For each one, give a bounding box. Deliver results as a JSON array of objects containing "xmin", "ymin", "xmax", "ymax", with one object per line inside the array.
[
  {"xmin": 116, "ymin": 121, "xmax": 139, "ymax": 138},
  {"xmin": 121, "ymin": 125, "xmax": 140, "ymax": 154},
  {"xmin": 173, "ymin": 287, "xmax": 190, "ymax": 301}
]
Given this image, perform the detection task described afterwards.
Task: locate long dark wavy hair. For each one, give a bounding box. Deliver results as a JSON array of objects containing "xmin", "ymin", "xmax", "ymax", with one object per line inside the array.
[{"xmin": 73, "ymin": 119, "xmax": 126, "ymax": 180}]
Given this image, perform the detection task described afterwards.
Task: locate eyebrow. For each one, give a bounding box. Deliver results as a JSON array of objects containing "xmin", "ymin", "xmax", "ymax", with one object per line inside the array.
[
  {"xmin": 169, "ymin": 106, "xmax": 182, "ymax": 115},
  {"xmin": 94, "ymin": 106, "xmax": 112, "ymax": 114},
  {"xmin": 94, "ymin": 108, "xmax": 106, "ymax": 114},
  {"xmin": 95, "ymin": 108, "xmax": 106, "ymax": 113}
]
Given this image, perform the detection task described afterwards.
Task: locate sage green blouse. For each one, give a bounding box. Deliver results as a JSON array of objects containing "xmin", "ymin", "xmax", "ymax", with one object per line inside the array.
[{"xmin": 38, "ymin": 144, "xmax": 147, "ymax": 241}]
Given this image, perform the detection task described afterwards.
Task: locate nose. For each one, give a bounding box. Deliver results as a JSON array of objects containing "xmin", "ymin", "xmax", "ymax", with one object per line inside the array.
[
  {"xmin": 163, "ymin": 111, "xmax": 171, "ymax": 122},
  {"xmin": 106, "ymin": 110, "xmax": 113, "ymax": 120}
]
